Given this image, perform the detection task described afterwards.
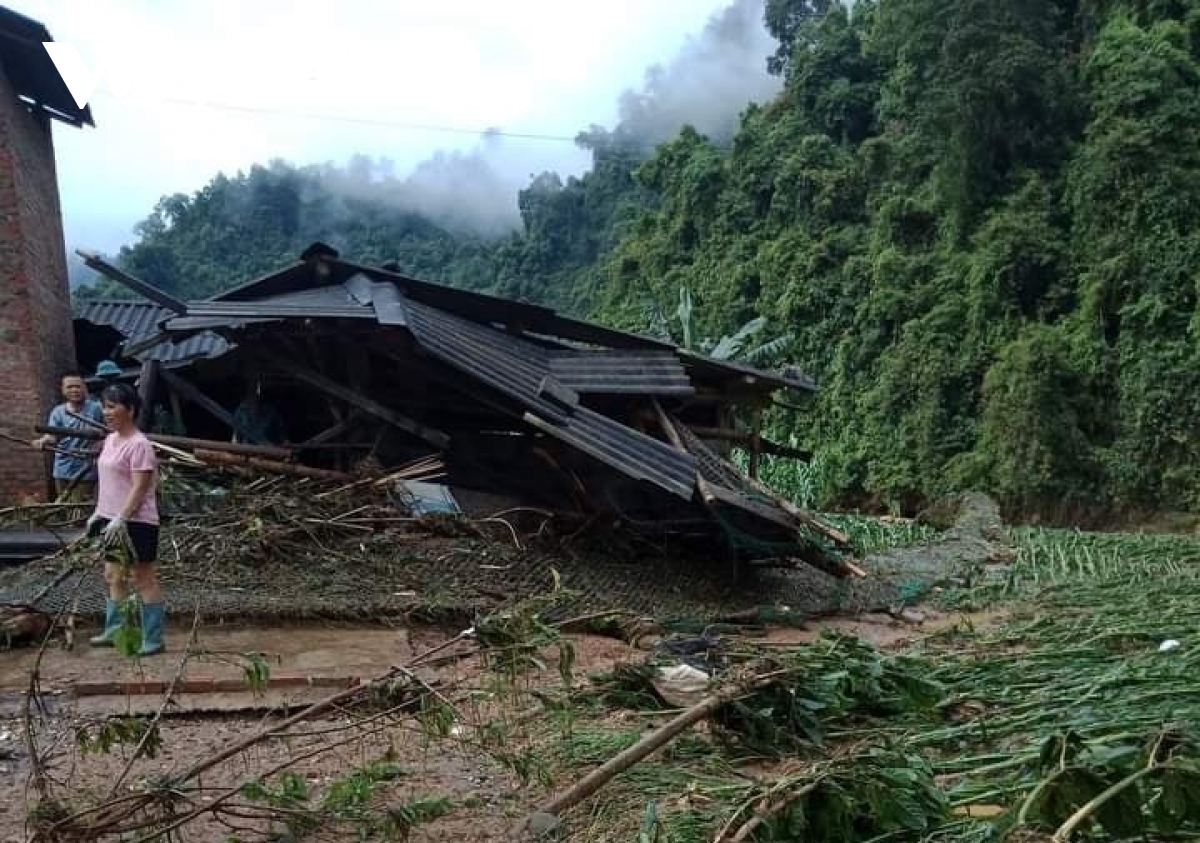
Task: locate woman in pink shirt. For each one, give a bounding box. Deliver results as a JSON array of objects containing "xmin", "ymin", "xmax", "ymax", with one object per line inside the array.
[{"xmin": 86, "ymin": 383, "xmax": 166, "ymax": 656}]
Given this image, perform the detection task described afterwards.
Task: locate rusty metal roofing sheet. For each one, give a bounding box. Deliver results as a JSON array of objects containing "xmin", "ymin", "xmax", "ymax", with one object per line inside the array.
[
  {"xmin": 403, "ymin": 298, "xmax": 697, "ymax": 498},
  {"xmin": 75, "ymin": 300, "xmax": 229, "ymax": 365}
]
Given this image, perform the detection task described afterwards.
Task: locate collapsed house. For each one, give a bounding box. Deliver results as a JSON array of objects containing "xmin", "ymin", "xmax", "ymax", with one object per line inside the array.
[{"xmin": 73, "ymin": 245, "xmax": 854, "ymax": 575}]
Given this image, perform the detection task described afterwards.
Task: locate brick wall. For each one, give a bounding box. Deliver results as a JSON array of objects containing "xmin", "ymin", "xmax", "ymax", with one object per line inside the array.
[{"xmin": 0, "ymin": 65, "xmax": 76, "ymax": 504}]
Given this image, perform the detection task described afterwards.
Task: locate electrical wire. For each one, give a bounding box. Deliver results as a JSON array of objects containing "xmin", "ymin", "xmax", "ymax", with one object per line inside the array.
[{"xmin": 153, "ymin": 95, "xmax": 590, "ymax": 145}]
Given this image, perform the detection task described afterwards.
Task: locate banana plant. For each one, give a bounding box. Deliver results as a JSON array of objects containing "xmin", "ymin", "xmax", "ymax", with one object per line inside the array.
[{"xmin": 643, "ymin": 284, "xmax": 794, "ymax": 365}]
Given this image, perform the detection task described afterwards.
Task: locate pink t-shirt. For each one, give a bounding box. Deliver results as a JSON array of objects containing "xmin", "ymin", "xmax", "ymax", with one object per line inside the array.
[{"xmin": 96, "ymin": 431, "xmax": 159, "ymax": 525}]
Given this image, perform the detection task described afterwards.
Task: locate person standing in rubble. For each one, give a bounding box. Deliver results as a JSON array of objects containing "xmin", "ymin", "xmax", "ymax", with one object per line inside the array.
[
  {"xmin": 30, "ymin": 371, "xmax": 105, "ymax": 501},
  {"xmin": 232, "ymin": 379, "xmax": 286, "ymax": 446},
  {"xmin": 86, "ymin": 382, "xmax": 167, "ymax": 656}
]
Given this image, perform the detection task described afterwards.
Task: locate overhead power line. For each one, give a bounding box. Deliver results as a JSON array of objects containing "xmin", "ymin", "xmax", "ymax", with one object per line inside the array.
[{"xmin": 104, "ymin": 91, "xmax": 590, "ymax": 145}]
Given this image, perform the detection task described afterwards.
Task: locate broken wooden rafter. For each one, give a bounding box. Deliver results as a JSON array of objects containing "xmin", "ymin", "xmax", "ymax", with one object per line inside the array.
[
  {"xmin": 687, "ymin": 426, "xmax": 813, "ymax": 461},
  {"xmin": 159, "ymin": 368, "xmax": 235, "ymax": 430},
  {"xmin": 297, "ymin": 412, "xmax": 362, "ymax": 448},
  {"xmin": 75, "ymin": 249, "xmax": 188, "ymax": 314},
  {"xmin": 257, "ymin": 348, "xmax": 451, "ymax": 450},
  {"xmin": 669, "ymin": 411, "xmax": 856, "ymax": 554},
  {"xmin": 651, "ymin": 401, "xmax": 862, "ymax": 577}
]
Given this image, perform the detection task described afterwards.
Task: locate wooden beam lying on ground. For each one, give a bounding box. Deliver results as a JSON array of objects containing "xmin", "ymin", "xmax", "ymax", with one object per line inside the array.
[
  {"xmin": 257, "ymin": 348, "xmax": 450, "ymax": 450},
  {"xmin": 71, "ymin": 675, "xmax": 362, "ymax": 697}
]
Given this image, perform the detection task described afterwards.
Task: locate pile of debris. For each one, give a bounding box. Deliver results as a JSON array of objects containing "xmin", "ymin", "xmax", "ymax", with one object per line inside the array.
[
  {"xmin": 0, "ymin": 461, "xmax": 844, "ymax": 629},
  {"xmin": 0, "ymin": 460, "xmax": 1014, "ymax": 644}
]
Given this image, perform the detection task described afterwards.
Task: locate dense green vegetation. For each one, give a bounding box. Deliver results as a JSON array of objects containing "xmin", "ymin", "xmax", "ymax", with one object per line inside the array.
[{"xmin": 76, "ymin": 0, "xmax": 1200, "ymax": 520}]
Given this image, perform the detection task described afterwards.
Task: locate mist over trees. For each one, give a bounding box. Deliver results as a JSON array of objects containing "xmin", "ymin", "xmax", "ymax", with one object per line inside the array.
[{"xmin": 76, "ymin": 0, "xmax": 1200, "ymax": 519}]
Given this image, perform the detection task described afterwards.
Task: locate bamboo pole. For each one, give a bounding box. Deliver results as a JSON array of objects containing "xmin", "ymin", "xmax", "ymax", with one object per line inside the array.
[
  {"xmin": 191, "ymin": 449, "xmax": 352, "ymax": 482},
  {"xmin": 35, "ymin": 426, "xmax": 293, "ymax": 460}
]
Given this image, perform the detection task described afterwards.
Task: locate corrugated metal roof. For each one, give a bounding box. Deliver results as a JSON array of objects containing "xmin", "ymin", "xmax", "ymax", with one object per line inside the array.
[
  {"xmin": 548, "ymin": 350, "xmax": 694, "ymax": 395},
  {"xmin": 75, "ymin": 300, "xmax": 230, "ymax": 365},
  {"xmin": 677, "ymin": 350, "xmax": 816, "ymax": 392},
  {"xmin": 403, "ymin": 298, "xmax": 697, "ymax": 498},
  {"xmin": 209, "ymin": 253, "xmax": 814, "ymax": 391},
  {"xmin": 345, "ymin": 273, "xmax": 407, "ymax": 326},
  {"xmin": 524, "ymin": 407, "xmax": 697, "ymax": 498},
  {"xmin": 77, "ymin": 300, "xmax": 167, "ymax": 338},
  {"xmin": 183, "ymin": 301, "xmax": 373, "ymax": 320},
  {"xmin": 404, "ymin": 299, "xmax": 565, "ymax": 420}
]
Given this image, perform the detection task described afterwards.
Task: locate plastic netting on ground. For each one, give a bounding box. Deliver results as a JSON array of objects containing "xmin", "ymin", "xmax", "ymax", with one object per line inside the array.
[{"xmin": 0, "ymin": 478, "xmax": 1007, "ymax": 626}]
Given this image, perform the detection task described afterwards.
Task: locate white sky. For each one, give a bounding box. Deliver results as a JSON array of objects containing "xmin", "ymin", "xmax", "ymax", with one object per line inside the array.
[{"xmin": 13, "ymin": 0, "xmax": 740, "ymax": 252}]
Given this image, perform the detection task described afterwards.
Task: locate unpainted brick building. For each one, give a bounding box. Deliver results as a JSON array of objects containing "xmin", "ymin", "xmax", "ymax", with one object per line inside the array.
[{"xmin": 0, "ymin": 7, "xmax": 94, "ymax": 504}]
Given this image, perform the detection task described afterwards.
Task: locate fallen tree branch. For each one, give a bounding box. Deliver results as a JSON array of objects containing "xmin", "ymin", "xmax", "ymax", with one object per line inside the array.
[
  {"xmin": 40, "ymin": 625, "xmax": 479, "ymax": 840},
  {"xmin": 720, "ymin": 780, "xmax": 821, "ymax": 843},
  {"xmin": 513, "ymin": 666, "xmax": 796, "ymax": 837}
]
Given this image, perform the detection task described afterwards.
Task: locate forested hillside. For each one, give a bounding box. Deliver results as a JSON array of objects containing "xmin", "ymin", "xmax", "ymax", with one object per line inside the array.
[{"xmin": 76, "ymin": 0, "xmax": 1200, "ymax": 519}]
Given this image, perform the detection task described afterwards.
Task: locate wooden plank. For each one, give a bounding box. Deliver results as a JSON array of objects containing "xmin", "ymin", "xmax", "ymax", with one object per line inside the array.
[
  {"xmin": 297, "ymin": 412, "xmax": 360, "ymax": 448},
  {"xmin": 168, "ymin": 388, "xmax": 184, "ymax": 434},
  {"xmin": 698, "ymin": 478, "xmax": 797, "ymax": 532},
  {"xmin": 749, "ymin": 408, "xmax": 762, "ymax": 480},
  {"xmin": 158, "ymin": 368, "xmax": 234, "ymax": 430},
  {"xmin": 257, "ymin": 348, "xmax": 450, "ymax": 450},
  {"xmin": 686, "ymin": 427, "xmax": 812, "ymax": 460},
  {"xmin": 70, "ymin": 674, "xmax": 362, "ymax": 698}
]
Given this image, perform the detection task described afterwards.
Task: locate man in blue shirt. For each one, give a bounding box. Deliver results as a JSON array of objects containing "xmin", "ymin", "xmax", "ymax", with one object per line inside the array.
[{"xmin": 30, "ymin": 371, "xmax": 106, "ymax": 501}]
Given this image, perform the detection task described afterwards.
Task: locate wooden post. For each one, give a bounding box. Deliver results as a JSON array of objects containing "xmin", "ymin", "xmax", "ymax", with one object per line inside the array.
[
  {"xmin": 749, "ymin": 407, "xmax": 763, "ymax": 480},
  {"xmin": 168, "ymin": 387, "xmax": 185, "ymax": 435},
  {"xmin": 136, "ymin": 360, "xmax": 159, "ymax": 432}
]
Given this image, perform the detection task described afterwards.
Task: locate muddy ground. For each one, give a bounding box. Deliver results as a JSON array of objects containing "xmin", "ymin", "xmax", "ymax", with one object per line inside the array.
[
  {"xmin": 0, "ymin": 606, "xmax": 1001, "ymax": 843},
  {"xmin": 0, "ymin": 493, "xmax": 1012, "ymax": 841}
]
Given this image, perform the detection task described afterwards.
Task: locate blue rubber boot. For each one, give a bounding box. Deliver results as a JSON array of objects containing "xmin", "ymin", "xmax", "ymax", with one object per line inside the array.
[
  {"xmin": 138, "ymin": 602, "xmax": 166, "ymax": 656},
  {"xmin": 88, "ymin": 599, "xmax": 123, "ymax": 647}
]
